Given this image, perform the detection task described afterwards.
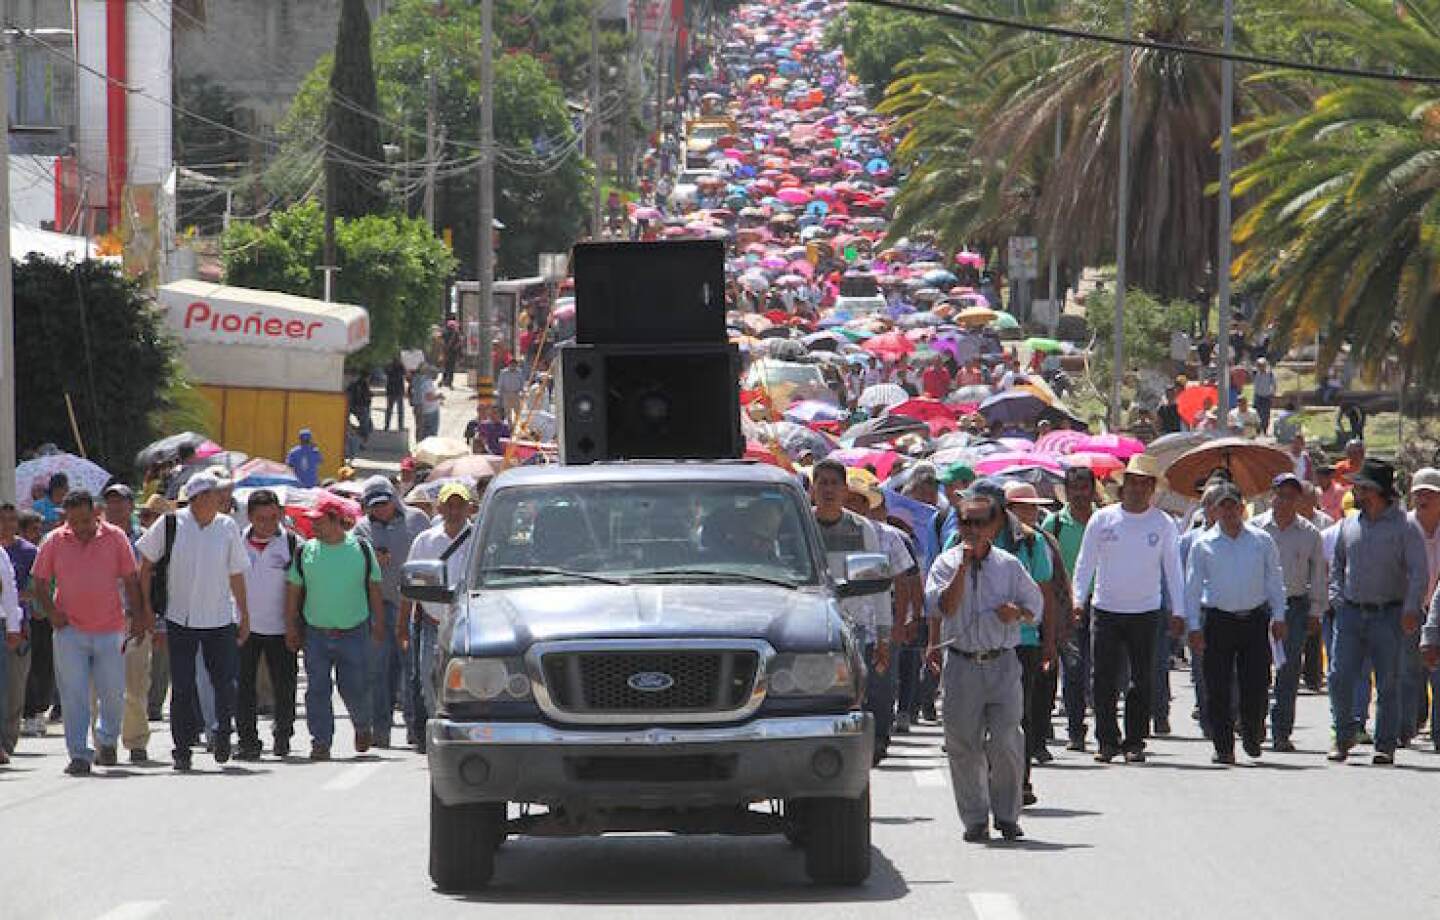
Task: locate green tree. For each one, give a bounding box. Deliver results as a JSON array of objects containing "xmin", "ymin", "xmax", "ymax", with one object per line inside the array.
[
  {"xmin": 1083, "ymin": 286, "xmax": 1197, "ymax": 415},
  {"xmin": 824, "ymin": 5, "xmax": 939, "ymax": 104},
  {"xmin": 222, "ymin": 200, "xmax": 457, "ymax": 368},
  {"xmin": 328, "ymin": 0, "xmax": 386, "ymax": 219},
  {"xmin": 1231, "ymin": 0, "xmax": 1440, "ymax": 383},
  {"xmin": 12, "ymin": 257, "xmax": 186, "ymax": 475}
]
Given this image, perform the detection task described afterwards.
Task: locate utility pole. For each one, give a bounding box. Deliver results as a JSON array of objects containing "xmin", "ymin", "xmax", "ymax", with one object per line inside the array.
[
  {"xmin": 1216, "ymin": 0, "xmax": 1235, "ymax": 430},
  {"xmin": 1110, "ymin": 0, "xmax": 1133, "ymax": 432},
  {"xmin": 424, "ymin": 69, "xmax": 438, "ymax": 229},
  {"xmin": 477, "ymin": 0, "xmax": 496, "ymax": 397},
  {"xmin": 590, "ymin": 0, "xmax": 603, "ymax": 237},
  {"xmin": 0, "ymin": 34, "xmax": 14, "ymax": 503},
  {"xmin": 1047, "ymin": 111, "xmax": 1061, "ymax": 333}
]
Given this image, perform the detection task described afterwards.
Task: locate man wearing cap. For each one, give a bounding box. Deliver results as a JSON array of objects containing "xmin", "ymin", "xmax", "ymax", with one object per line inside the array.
[
  {"xmin": 32, "ymin": 491, "xmax": 147, "ymax": 775},
  {"xmin": 1400, "ymin": 468, "xmax": 1440, "ymax": 748},
  {"xmin": 1186, "ymin": 481, "xmax": 1288, "ymax": 764},
  {"xmin": 925, "ymin": 487, "xmax": 1043, "ymax": 842},
  {"xmin": 137, "ymin": 473, "xmax": 250, "ymax": 771},
  {"xmin": 1252, "ymin": 358, "xmax": 1277, "ymax": 434},
  {"xmin": 1327, "ymin": 459, "xmax": 1428, "ymax": 764},
  {"xmin": 101, "ymin": 484, "xmax": 157, "ymax": 763},
  {"xmin": 286, "ymin": 500, "xmax": 385, "ymax": 761},
  {"xmin": 1070, "ymin": 453, "xmax": 1185, "ymax": 763},
  {"xmin": 235, "ymin": 490, "xmax": 300, "ymax": 761},
  {"xmin": 1251, "ymin": 474, "xmax": 1327, "ymax": 752},
  {"xmin": 286, "ymin": 429, "xmax": 322, "ymax": 489},
  {"xmin": 935, "ymin": 463, "xmax": 977, "ymax": 551},
  {"xmin": 1043, "ymin": 467, "xmax": 1098, "ymax": 750},
  {"xmin": 352, "ymin": 476, "xmax": 431, "ymax": 748},
  {"xmin": 402, "ymin": 482, "xmax": 476, "ymax": 752}
]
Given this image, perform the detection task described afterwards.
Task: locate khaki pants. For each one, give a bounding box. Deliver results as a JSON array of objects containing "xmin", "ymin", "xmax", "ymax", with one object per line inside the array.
[
  {"xmin": 2, "ymin": 642, "xmax": 30, "ymax": 754},
  {"xmin": 89, "ymin": 633, "xmax": 152, "ymax": 751}
]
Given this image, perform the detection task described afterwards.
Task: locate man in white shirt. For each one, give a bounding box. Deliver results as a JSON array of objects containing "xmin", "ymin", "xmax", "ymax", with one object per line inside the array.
[
  {"xmin": 401, "ymin": 482, "xmax": 476, "ymax": 753},
  {"xmin": 137, "ymin": 474, "xmax": 250, "ymax": 771},
  {"xmin": 234, "ymin": 490, "xmax": 300, "ymax": 761},
  {"xmin": 1252, "ymin": 357, "xmax": 1278, "ymax": 433},
  {"xmin": 1403, "ymin": 468, "xmax": 1440, "ymax": 749},
  {"xmin": 1227, "ymin": 395, "xmax": 1262, "ymax": 438},
  {"xmin": 0, "ymin": 546, "xmax": 19, "ymax": 767},
  {"xmin": 1070, "ymin": 453, "xmax": 1185, "ymax": 763}
]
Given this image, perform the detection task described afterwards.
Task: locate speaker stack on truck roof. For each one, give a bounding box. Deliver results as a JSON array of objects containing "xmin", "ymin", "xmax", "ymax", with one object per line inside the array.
[{"xmin": 558, "ymin": 240, "xmax": 743, "ymax": 465}]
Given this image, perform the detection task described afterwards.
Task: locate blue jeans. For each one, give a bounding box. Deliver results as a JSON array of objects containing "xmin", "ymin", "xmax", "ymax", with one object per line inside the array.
[
  {"xmin": 1322, "ymin": 608, "xmax": 1372, "ymax": 731},
  {"xmin": 1328, "ymin": 603, "xmax": 1402, "ymax": 750},
  {"xmin": 304, "ymin": 625, "xmax": 372, "ymax": 747},
  {"xmin": 167, "ymin": 623, "xmax": 237, "ymax": 751},
  {"xmin": 1268, "ymin": 596, "xmax": 1313, "ymax": 741},
  {"xmin": 864, "ymin": 641, "xmax": 896, "ymax": 753},
  {"xmin": 368, "ymin": 601, "xmax": 401, "ymax": 743},
  {"xmin": 53, "ymin": 628, "xmax": 125, "ymax": 762},
  {"xmin": 1398, "ymin": 630, "xmax": 1425, "ymax": 740},
  {"xmin": 414, "ymin": 617, "xmax": 440, "ymax": 726},
  {"xmin": 1061, "ymin": 616, "xmax": 1090, "ymax": 739},
  {"xmin": 1154, "ymin": 608, "xmax": 1172, "ymax": 722}
]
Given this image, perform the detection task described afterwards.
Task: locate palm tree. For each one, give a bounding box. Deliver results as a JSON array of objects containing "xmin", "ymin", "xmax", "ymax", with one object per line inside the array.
[{"xmin": 1232, "ymin": 0, "xmax": 1440, "ymax": 380}]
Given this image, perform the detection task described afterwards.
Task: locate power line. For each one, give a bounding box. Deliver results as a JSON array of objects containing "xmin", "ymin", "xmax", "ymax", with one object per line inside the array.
[{"xmin": 849, "ymin": 0, "xmax": 1440, "ymax": 86}]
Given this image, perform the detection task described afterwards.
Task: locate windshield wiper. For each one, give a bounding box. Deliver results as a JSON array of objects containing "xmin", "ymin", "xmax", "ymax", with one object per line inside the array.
[
  {"xmin": 480, "ymin": 566, "xmax": 630, "ymax": 586},
  {"xmin": 625, "ymin": 567, "xmax": 801, "ymax": 589}
]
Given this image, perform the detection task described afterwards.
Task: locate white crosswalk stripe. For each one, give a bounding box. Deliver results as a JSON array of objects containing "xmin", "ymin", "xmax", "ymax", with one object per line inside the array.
[
  {"xmin": 321, "ymin": 762, "xmax": 387, "ymax": 791},
  {"xmin": 93, "ymin": 901, "xmax": 167, "ymax": 920},
  {"xmin": 968, "ymin": 892, "xmax": 1026, "ymax": 920}
]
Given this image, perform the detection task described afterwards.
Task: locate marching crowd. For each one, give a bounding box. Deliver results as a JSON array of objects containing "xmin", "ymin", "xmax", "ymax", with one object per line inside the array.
[{"xmin": 0, "ymin": 467, "xmax": 476, "ymax": 776}]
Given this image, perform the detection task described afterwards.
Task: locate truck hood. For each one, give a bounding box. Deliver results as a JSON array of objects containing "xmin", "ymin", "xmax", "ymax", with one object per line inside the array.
[{"xmin": 450, "ymin": 583, "xmax": 844, "ymax": 657}]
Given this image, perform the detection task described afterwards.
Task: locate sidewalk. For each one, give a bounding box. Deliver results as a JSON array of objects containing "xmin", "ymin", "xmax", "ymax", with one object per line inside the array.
[{"xmin": 348, "ymin": 376, "xmax": 483, "ymax": 478}]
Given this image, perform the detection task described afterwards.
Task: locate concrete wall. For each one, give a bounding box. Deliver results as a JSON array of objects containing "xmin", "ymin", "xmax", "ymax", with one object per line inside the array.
[{"xmin": 180, "ymin": 341, "xmax": 347, "ymax": 393}]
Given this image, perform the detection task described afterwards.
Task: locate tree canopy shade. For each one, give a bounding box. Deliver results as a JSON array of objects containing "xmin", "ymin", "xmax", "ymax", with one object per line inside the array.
[
  {"xmin": 1232, "ymin": 0, "xmax": 1440, "ymax": 383},
  {"xmin": 824, "ymin": 5, "xmax": 939, "ymax": 105},
  {"xmin": 222, "ymin": 201, "xmax": 457, "ymax": 369},
  {"xmin": 12, "ymin": 258, "xmax": 184, "ymax": 475},
  {"xmin": 327, "ymin": 0, "xmax": 386, "ymax": 220}
]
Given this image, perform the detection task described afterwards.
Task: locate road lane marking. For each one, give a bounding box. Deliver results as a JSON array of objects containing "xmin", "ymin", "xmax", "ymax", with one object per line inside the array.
[
  {"xmin": 915, "ymin": 767, "xmax": 949, "ymax": 787},
  {"xmin": 968, "ymin": 892, "xmax": 1025, "ymax": 920},
  {"xmin": 94, "ymin": 901, "xmax": 166, "ymax": 920},
  {"xmin": 322, "ymin": 763, "xmax": 387, "ymax": 791}
]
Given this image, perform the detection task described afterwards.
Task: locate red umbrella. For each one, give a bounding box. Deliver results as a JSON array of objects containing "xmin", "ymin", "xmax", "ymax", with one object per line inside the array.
[
  {"xmin": 1063, "ymin": 451, "xmax": 1126, "ymax": 480},
  {"xmin": 862, "ymin": 332, "xmax": 916, "ymax": 361},
  {"xmin": 1175, "ymin": 385, "xmax": 1220, "ymax": 426}
]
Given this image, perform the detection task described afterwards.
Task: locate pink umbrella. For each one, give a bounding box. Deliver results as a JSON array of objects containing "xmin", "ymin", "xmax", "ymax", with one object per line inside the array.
[
  {"xmin": 1074, "ymin": 434, "xmax": 1146, "ymax": 460},
  {"xmin": 974, "ymin": 452, "xmax": 1066, "ymax": 476},
  {"xmin": 999, "ymin": 436, "xmax": 1036, "ymax": 452},
  {"xmin": 830, "ymin": 447, "xmax": 902, "ymax": 481},
  {"xmin": 1036, "ymin": 430, "xmax": 1087, "ymax": 455},
  {"xmin": 776, "ymin": 187, "xmax": 812, "ymax": 206},
  {"xmin": 1063, "ymin": 451, "xmax": 1126, "ymax": 479}
]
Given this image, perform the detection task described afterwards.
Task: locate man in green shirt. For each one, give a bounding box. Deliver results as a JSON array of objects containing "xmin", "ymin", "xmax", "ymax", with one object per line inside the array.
[
  {"xmin": 285, "ymin": 504, "xmax": 384, "ymax": 761},
  {"xmin": 1043, "ymin": 466, "xmax": 1097, "ymax": 751}
]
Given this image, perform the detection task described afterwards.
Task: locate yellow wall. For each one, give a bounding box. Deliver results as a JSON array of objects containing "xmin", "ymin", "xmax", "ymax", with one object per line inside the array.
[{"xmin": 199, "ymin": 386, "xmax": 347, "ymax": 478}]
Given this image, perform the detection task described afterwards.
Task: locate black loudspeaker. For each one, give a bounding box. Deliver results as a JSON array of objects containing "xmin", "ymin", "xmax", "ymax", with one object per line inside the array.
[
  {"xmin": 573, "ymin": 240, "xmax": 727, "ymax": 346},
  {"xmin": 558, "ymin": 343, "xmax": 742, "ymax": 464}
]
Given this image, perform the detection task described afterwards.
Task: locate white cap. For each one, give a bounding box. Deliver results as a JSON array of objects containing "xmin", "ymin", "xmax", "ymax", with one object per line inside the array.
[{"xmin": 1411, "ymin": 467, "xmax": 1440, "ymax": 494}]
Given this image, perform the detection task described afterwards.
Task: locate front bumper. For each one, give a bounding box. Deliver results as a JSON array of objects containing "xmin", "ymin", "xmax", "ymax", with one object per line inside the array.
[{"xmin": 428, "ymin": 712, "xmax": 873, "ymax": 809}]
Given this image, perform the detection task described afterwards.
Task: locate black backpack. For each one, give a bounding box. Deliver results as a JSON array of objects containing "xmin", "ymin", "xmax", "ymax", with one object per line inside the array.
[
  {"xmin": 291, "ymin": 536, "xmax": 378, "ymax": 624},
  {"xmin": 149, "ymin": 513, "xmax": 179, "ymax": 617}
]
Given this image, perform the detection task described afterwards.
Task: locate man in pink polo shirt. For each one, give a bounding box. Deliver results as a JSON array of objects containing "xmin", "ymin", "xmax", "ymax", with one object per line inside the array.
[{"xmin": 31, "ymin": 490, "xmax": 147, "ymax": 776}]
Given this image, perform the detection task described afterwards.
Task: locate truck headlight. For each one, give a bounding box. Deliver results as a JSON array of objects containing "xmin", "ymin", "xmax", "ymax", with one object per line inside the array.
[
  {"xmin": 768, "ymin": 652, "xmax": 856, "ymax": 696},
  {"xmin": 443, "ymin": 657, "xmax": 533, "ymax": 703}
]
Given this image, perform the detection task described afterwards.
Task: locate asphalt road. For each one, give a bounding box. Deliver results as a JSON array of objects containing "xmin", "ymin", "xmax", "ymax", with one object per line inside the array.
[{"xmin": 3, "ymin": 677, "xmax": 1438, "ymax": 920}]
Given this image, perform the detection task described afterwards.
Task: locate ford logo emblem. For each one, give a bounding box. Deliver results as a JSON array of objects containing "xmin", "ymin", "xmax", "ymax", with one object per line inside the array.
[{"xmin": 627, "ymin": 671, "xmax": 675, "ymax": 693}]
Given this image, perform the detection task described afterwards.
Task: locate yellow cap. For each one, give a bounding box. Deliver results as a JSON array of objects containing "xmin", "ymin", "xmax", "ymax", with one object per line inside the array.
[
  {"xmin": 845, "ymin": 467, "xmax": 883, "ymax": 510},
  {"xmin": 437, "ymin": 481, "xmax": 473, "ymax": 505}
]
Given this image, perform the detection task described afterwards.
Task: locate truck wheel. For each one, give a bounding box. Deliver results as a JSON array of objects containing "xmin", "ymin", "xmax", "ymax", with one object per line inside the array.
[
  {"xmin": 802, "ymin": 786, "xmax": 872, "ymax": 886},
  {"xmin": 429, "ymin": 789, "xmax": 503, "ymax": 891}
]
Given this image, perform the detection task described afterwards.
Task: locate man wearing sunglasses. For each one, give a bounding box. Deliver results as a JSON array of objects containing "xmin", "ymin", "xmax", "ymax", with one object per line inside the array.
[{"xmin": 924, "ymin": 487, "xmax": 1043, "ymax": 843}]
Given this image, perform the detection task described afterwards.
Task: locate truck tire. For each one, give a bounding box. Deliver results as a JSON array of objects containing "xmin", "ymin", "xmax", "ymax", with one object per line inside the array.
[
  {"xmin": 802, "ymin": 786, "xmax": 872, "ymax": 886},
  {"xmin": 429, "ymin": 790, "xmax": 502, "ymax": 891}
]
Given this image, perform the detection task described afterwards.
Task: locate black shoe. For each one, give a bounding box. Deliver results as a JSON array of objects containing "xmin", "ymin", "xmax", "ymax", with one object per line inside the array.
[
  {"xmin": 1243, "ymin": 739, "xmax": 1263, "ymax": 759},
  {"xmin": 1022, "ymin": 788, "xmax": 1038, "ymax": 806},
  {"xmin": 1398, "ymin": 734, "xmax": 1412, "ymax": 749},
  {"xmin": 310, "ymin": 744, "xmax": 331, "ymax": 762},
  {"xmin": 354, "ymin": 729, "xmax": 373, "ymax": 754},
  {"xmin": 995, "ymin": 820, "xmax": 1025, "ymax": 841},
  {"xmin": 213, "ymin": 736, "xmax": 232, "ymax": 765},
  {"xmin": 922, "ymin": 704, "xmax": 939, "ymax": 723},
  {"xmin": 273, "ymin": 737, "xmax": 290, "ymax": 758},
  {"xmin": 1153, "ymin": 716, "xmax": 1172, "ymax": 736},
  {"xmin": 1123, "ymin": 749, "xmax": 1147, "ymax": 764},
  {"xmin": 1372, "ymin": 750, "xmax": 1395, "ymax": 766},
  {"xmin": 415, "ymin": 735, "xmax": 427, "ymax": 755},
  {"xmin": 96, "ymin": 745, "xmax": 118, "ymax": 767},
  {"xmin": 128, "ymin": 748, "xmax": 149, "ymax": 765},
  {"xmin": 147, "ymin": 709, "xmax": 163, "ymax": 721},
  {"xmin": 235, "ymin": 742, "xmax": 263, "ymax": 762},
  {"xmin": 64, "ymin": 758, "xmax": 91, "ymax": 776},
  {"xmin": 1033, "ymin": 746, "xmax": 1054, "ymax": 764},
  {"xmin": 1327, "ymin": 741, "xmax": 1352, "ymax": 762},
  {"xmin": 962, "ymin": 825, "xmax": 990, "ymax": 843},
  {"xmin": 173, "ymin": 750, "xmax": 193, "ymax": 772},
  {"xmin": 1066, "ymin": 735, "xmax": 1086, "ymax": 752},
  {"xmin": 1094, "ymin": 745, "xmax": 1121, "ymax": 763},
  {"xmin": 1212, "ymin": 751, "xmax": 1236, "ymax": 765},
  {"xmin": 1272, "ymin": 738, "xmax": 1296, "ymax": 753}
]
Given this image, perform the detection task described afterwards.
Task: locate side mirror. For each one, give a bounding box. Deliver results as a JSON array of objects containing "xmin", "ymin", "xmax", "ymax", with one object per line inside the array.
[
  {"xmin": 834, "ymin": 552, "xmax": 892, "ymax": 599},
  {"xmin": 401, "ymin": 560, "xmax": 456, "ymax": 605}
]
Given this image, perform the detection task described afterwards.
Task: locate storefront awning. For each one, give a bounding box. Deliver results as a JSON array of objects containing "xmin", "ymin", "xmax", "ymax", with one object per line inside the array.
[{"xmin": 157, "ymin": 280, "xmax": 370, "ymax": 354}]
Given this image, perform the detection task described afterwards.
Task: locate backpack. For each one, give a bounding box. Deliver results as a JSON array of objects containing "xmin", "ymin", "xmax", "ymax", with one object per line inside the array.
[
  {"xmin": 149, "ymin": 513, "xmax": 179, "ymax": 617},
  {"xmin": 292, "ymin": 536, "xmax": 377, "ymax": 625}
]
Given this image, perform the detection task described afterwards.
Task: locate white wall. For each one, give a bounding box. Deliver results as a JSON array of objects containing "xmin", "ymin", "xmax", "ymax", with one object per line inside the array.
[
  {"xmin": 8, "ymin": 155, "xmax": 57, "ymax": 227},
  {"xmin": 179, "ymin": 342, "xmax": 347, "ymax": 393}
]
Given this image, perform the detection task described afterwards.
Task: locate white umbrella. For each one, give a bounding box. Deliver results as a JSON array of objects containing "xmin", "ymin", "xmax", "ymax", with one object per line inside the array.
[
  {"xmin": 412, "ymin": 437, "xmax": 471, "ymax": 467},
  {"xmin": 16, "ymin": 453, "xmax": 112, "ymax": 507},
  {"xmin": 858, "ymin": 384, "xmax": 909, "ymax": 411}
]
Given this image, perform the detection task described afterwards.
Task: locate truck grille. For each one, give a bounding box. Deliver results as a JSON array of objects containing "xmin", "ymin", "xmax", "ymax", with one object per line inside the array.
[{"xmin": 542, "ymin": 649, "xmax": 760, "ymax": 716}]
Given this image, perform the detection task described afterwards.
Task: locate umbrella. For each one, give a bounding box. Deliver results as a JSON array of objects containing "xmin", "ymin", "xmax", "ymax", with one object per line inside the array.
[
  {"xmin": 1024, "ymin": 337, "xmax": 1065, "ymax": 354},
  {"xmin": 231, "ymin": 458, "xmax": 299, "ymax": 489},
  {"xmin": 840, "ymin": 415, "xmax": 930, "ymax": 448},
  {"xmin": 753, "ymin": 421, "xmax": 836, "ymax": 459},
  {"xmin": 1175, "ymin": 385, "xmax": 1221, "ymax": 427},
  {"xmin": 411, "ymin": 437, "xmax": 472, "ymax": 467},
  {"xmin": 1062, "ymin": 451, "xmax": 1126, "ymax": 479},
  {"xmin": 888, "ymin": 398, "xmax": 958, "ymax": 427},
  {"xmin": 404, "ymin": 476, "xmax": 478, "ymax": 507},
  {"xmin": 632, "ymin": 206, "xmax": 662, "ymax": 221},
  {"xmin": 956, "ymin": 306, "xmax": 998, "ymax": 327},
  {"xmin": 991, "ymin": 311, "xmax": 1021, "ymax": 332},
  {"xmin": 829, "ymin": 447, "xmax": 902, "ymax": 480},
  {"xmin": 1036, "ymin": 430, "xmax": 1087, "ymax": 455},
  {"xmin": 999, "ymin": 437, "xmax": 1036, "ymax": 452},
  {"xmin": 950, "ymin": 384, "xmax": 994, "ymax": 405},
  {"xmin": 978, "ymin": 390, "xmax": 1048, "ymax": 425},
  {"xmin": 862, "ymin": 332, "xmax": 916, "ymax": 360},
  {"xmin": 15, "ymin": 454, "xmax": 112, "ymax": 504},
  {"xmin": 857, "ymin": 383, "xmax": 910, "ymax": 411},
  {"xmin": 135, "ymin": 431, "xmax": 218, "ymax": 470},
  {"xmin": 784, "ymin": 399, "xmax": 848, "ymax": 423},
  {"xmin": 1145, "ymin": 431, "xmax": 1210, "ymax": 468},
  {"xmin": 1073, "ymin": 433, "xmax": 1146, "ymax": 460},
  {"xmin": 429, "ymin": 454, "xmax": 505, "ymax": 482},
  {"xmin": 974, "ymin": 452, "xmax": 1066, "ymax": 476},
  {"xmin": 1164, "ymin": 438, "xmax": 1295, "ymax": 498}
]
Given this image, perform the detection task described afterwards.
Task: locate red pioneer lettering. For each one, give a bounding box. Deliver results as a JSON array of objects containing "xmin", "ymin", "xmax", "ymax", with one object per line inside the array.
[{"xmin": 183, "ymin": 300, "xmax": 324, "ymax": 341}]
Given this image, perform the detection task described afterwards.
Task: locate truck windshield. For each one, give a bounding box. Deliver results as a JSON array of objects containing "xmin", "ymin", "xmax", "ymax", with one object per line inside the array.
[{"xmin": 473, "ymin": 482, "xmax": 818, "ymax": 589}]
